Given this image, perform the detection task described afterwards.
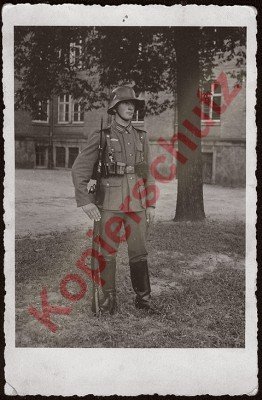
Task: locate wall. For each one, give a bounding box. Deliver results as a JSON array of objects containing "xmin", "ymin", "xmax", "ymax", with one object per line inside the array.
[
  {"xmin": 213, "ymin": 62, "xmax": 246, "ymax": 141},
  {"xmin": 15, "ymin": 140, "xmax": 35, "ymax": 168},
  {"xmin": 215, "ymin": 143, "xmax": 246, "ymax": 187},
  {"xmin": 145, "ymin": 108, "xmax": 175, "ymax": 142},
  {"xmin": 14, "ymin": 66, "xmax": 246, "ymax": 186},
  {"xmin": 150, "ymin": 140, "xmax": 176, "ymax": 179}
]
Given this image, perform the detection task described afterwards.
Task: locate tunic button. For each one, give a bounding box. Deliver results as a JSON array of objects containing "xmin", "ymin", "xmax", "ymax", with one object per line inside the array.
[
  {"xmin": 106, "ymin": 183, "xmax": 109, "ymax": 186},
  {"xmin": 129, "ymin": 153, "xmax": 133, "ymax": 156},
  {"xmin": 127, "ymin": 142, "xmax": 130, "ymax": 145},
  {"xmin": 130, "ymin": 177, "xmax": 133, "ymax": 180}
]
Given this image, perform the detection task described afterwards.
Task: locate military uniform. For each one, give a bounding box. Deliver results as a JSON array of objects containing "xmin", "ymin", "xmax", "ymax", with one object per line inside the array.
[{"xmin": 72, "ymin": 86, "xmax": 156, "ymax": 314}]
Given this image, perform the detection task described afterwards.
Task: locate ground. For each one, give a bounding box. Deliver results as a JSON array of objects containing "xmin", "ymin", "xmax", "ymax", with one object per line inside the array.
[
  {"xmin": 15, "ymin": 169, "xmax": 245, "ymax": 348},
  {"xmin": 15, "ymin": 169, "xmax": 245, "ymax": 236}
]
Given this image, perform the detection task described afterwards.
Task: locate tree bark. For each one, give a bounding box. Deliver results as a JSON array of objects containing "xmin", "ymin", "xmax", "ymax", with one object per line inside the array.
[{"xmin": 174, "ymin": 28, "xmax": 205, "ymax": 221}]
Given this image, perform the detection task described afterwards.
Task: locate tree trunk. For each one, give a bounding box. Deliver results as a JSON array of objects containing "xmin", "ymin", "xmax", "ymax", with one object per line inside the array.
[{"xmin": 174, "ymin": 28, "xmax": 205, "ymax": 221}]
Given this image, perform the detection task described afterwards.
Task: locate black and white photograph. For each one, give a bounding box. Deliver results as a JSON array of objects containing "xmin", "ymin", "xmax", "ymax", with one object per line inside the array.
[{"xmin": 3, "ymin": 4, "xmax": 257, "ymax": 396}]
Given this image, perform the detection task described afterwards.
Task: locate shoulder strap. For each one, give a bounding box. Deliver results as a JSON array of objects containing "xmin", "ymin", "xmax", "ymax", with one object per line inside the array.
[
  {"xmin": 134, "ymin": 127, "xmax": 146, "ymax": 146},
  {"xmin": 103, "ymin": 127, "xmax": 115, "ymax": 162},
  {"xmin": 102, "ymin": 127, "xmax": 110, "ymax": 148},
  {"xmin": 135, "ymin": 128, "xmax": 146, "ymax": 157},
  {"xmin": 133, "ymin": 127, "xmax": 146, "ymax": 161}
]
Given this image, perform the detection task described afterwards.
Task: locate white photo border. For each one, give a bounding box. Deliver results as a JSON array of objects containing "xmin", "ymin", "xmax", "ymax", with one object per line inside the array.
[{"xmin": 3, "ymin": 4, "xmax": 257, "ymax": 396}]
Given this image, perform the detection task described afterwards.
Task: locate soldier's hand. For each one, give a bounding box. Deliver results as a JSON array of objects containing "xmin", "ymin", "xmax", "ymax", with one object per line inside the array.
[
  {"xmin": 146, "ymin": 207, "xmax": 155, "ymax": 224},
  {"xmin": 82, "ymin": 203, "xmax": 101, "ymax": 221}
]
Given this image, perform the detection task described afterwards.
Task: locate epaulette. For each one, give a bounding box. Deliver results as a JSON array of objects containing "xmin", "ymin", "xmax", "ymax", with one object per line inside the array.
[
  {"xmin": 134, "ymin": 127, "xmax": 147, "ymax": 135},
  {"xmin": 133, "ymin": 127, "xmax": 147, "ymax": 147}
]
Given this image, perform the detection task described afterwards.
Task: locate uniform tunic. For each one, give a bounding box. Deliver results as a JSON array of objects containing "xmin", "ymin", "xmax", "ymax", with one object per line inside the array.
[
  {"xmin": 72, "ymin": 120, "xmax": 156, "ymax": 264},
  {"xmin": 72, "ymin": 120, "xmax": 156, "ymax": 212}
]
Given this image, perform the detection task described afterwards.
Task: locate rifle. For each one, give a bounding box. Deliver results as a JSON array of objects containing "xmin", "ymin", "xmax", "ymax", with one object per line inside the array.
[{"xmin": 90, "ymin": 117, "xmax": 104, "ymax": 316}]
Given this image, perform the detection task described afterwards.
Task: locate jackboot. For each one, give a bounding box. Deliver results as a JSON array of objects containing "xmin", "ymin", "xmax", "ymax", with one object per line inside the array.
[
  {"xmin": 99, "ymin": 259, "xmax": 117, "ymax": 315},
  {"xmin": 130, "ymin": 260, "xmax": 155, "ymax": 312}
]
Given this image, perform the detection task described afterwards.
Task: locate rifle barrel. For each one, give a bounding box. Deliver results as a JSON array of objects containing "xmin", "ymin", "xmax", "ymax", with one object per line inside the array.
[
  {"xmin": 95, "ymin": 117, "xmax": 104, "ymax": 205},
  {"xmin": 91, "ymin": 116, "xmax": 104, "ymax": 316}
]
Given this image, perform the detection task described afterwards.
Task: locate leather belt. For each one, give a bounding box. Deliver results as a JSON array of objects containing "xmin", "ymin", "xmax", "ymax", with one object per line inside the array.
[{"xmin": 125, "ymin": 165, "xmax": 135, "ymax": 174}]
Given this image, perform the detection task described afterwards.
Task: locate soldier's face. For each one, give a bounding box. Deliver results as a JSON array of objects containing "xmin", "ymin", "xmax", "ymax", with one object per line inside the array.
[{"xmin": 116, "ymin": 101, "xmax": 135, "ymax": 121}]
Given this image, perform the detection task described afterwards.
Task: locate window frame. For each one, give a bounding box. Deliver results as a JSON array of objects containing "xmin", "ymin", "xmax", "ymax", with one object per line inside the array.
[
  {"xmin": 72, "ymin": 101, "xmax": 84, "ymax": 124},
  {"xmin": 32, "ymin": 100, "xmax": 50, "ymax": 123},
  {"xmin": 35, "ymin": 145, "xmax": 48, "ymax": 168},
  {"xmin": 201, "ymin": 83, "xmax": 222, "ymax": 124},
  {"xmin": 132, "ymin": 109, "xmax": 145, "ymax": 124},
  {"xmin": 69, "ymin": 40, "xmax": 83, "ymax": 69},
  {"xmin": 58, "ymin": 95, "xmax": 84, "ymax": 125},
  {"xmin": 55, "ymin": 146, "xmax": 66, "ymax": 168},
  {"xmin": 58, "ymin": 94, "xmax": 70, "ymax": 124}
]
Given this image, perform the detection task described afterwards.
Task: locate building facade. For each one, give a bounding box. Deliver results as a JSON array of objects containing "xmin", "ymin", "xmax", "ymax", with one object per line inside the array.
[{"xmin": 15, "ymin": 63, "xmax": 246, "ymax": 187}]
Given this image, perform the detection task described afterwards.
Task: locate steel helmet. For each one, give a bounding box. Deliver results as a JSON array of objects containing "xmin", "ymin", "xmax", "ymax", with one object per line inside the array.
[{"xmin": 107, "ymin": 86, "xmax": 145, "ymax": 115}]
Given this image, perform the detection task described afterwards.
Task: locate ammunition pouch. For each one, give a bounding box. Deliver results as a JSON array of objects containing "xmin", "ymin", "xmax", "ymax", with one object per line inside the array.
[
  {"xmin": 93, "ymin": 160, "xmax": 149, "ymax": 179},
  {"xmin": 103, "ymin": 161, "xmax": 126, "ymax": 177}
]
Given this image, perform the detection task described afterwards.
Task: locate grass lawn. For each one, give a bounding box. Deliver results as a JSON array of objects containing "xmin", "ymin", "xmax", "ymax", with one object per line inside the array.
[{"xmin": 16, "ymin": 219, "xmax": 245, "ymax": 348}]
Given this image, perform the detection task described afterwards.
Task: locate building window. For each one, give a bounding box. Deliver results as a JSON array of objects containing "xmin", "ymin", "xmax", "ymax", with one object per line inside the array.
[
  {"xmin": 56, "ymin": 146, "xmax": 66, "ymax": 167},
  {"xmin": 58, "ymin": 39, "xmax": 83, "ymax": 69},
  {"xmin": 68, "ymin": 147, "xmax": 79, "ymax": 168},
  {"xmin": 32, "ymin": 100, "xmax": 49, "ymax": 123},
  {"xmin": 35, "ymin": 145, "xmax": 47, "ymax": 167},
  {"xmin": 73, "ymin": 102, "xmax": 84, "ymax": 123},
  {"xmin": 70, "ymin": 40, "xmax": 83, "ymax": 69},
  {"xmin": 58, "ymin": 95, "xmax": 70, "ymax": 123},
  {"xmin": 58, "ymin": 95, "xmax": 84, "ymax": 124},
  {"xmin": 200, "ymin": 83, "xmax": 222, "ymax": 123},
  {"xmin": 132, "ymin": 109, "xmax": 145, "ymax": 123}
]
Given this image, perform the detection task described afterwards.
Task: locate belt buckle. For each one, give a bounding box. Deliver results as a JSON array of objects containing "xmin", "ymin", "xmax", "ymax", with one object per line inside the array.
[{"xmin": 126, "ymin": 166, "xmax": 133, "ymax": 173}]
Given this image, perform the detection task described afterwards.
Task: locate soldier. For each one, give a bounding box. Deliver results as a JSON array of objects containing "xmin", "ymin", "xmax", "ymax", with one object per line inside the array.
[{"xmin": 72, "ymin": 86, "xmax": 157, "ymax": 315}]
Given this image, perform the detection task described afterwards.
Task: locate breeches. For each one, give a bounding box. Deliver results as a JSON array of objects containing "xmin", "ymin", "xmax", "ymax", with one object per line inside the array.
[{"xmin": 99, "ymin": 210, "xmax": 148, "ymax": 263}]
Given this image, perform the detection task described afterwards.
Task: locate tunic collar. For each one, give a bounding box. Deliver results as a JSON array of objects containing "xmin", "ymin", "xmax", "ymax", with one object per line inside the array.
[{"xmin": 112, "ymin": 119, "xmax": 133, "ymax": 134}]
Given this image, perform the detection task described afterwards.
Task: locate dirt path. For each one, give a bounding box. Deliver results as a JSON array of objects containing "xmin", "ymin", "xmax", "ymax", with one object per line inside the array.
[{"xmin": 15, "ymin": 169, "xmax": 245, "ymax": 237}]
